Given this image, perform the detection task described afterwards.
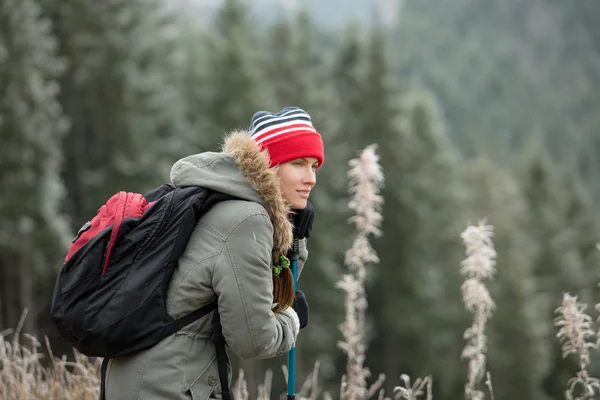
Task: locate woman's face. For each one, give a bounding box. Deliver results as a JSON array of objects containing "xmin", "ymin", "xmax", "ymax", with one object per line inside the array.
[{"xmin": 277, "ymin": 157, "xmax": 319, "ymax": 209}]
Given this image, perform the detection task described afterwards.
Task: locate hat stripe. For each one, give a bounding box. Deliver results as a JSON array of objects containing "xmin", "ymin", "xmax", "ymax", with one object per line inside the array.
[
  {"xmin": 250, "ymin": 113, "xmax": 312, "ymax": 137},
  {"xmin": 255, "ymin": 125, "xmax": 316, "ymax": 144},
  {"xmin": 253, "ymin": 121, "xmax": 315, "ymax": 141},
  {"xmin": 250, "ymin": 108, "xmax": 306, "ymax": 130}
]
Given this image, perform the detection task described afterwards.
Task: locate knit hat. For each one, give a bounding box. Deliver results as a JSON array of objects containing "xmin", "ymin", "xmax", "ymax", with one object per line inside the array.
[{"xmin": 248, "ymin": 107, "xmax": 324, "ymax": 167}]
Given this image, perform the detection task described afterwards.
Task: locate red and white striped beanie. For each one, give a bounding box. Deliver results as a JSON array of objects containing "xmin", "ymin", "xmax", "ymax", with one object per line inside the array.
[{"xmin": 248, "ymin": 107, "xmax": 324, "ymax": 167}]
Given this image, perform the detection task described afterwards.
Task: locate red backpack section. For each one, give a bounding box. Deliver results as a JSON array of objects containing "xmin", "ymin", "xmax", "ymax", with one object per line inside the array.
[{"xmin": 65, "ymin": 192, "xmax": 154, "ymax": 275}]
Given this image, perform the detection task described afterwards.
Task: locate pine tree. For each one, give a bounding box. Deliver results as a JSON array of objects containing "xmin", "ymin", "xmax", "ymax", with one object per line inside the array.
[
  {"xmin": 464, "ymin": 157, "xmax": 547, "ymax": 400},
  {"xmin": 518, "ymin": 146, "xmax": 600, "ymax": 398},
  {"xmin": 331, "ymin": 24, "xmax": 366, "ymax": 157},
  {"xmin": 48, "ymin": 0, "xmax": 189, "ymax": 227},
  {"xmin": 372, "ymin": 92, "xmax": 467, "ymax": 398},
  {"xmin": 0, "ymin": 0, "xmax": 70, "ymax": 332},
  {"xmin": 198, "ymin": 0, "xmax": 274, "ymax": 150},
  {"xmin": 383, "ymin": 90, "xmax": 468, "ymax": 398}
]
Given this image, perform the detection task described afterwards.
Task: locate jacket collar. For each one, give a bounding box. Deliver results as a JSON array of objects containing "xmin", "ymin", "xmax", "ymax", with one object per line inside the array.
[{"xmin": 222, "ymin": 131, "xmax": 293, "ymax": 260}]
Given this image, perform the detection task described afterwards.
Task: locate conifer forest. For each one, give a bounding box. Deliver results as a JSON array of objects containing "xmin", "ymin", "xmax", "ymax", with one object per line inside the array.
[{"xmin": 2, "ymin": 0, "xmax": 600, "ymax": 399}]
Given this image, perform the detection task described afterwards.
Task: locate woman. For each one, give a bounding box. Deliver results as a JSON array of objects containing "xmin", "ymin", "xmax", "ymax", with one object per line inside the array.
[{"xmin": 105, "ymin": 106, "xmax": 324, "ymax": 399}]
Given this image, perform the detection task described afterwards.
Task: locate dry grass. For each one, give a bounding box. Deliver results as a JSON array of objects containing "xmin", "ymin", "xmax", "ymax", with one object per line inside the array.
[
  {"xmin": 0, "ymin": 310, "xmax": 101, "ymax": 400},
  {"xmin": 393, "ymin": 375, "xmax": 432, "ymax": 400}
]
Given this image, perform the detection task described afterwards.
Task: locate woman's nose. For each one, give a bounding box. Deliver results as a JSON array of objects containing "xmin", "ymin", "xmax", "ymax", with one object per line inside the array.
[{"xmin": 303, "ymin": 168, "xmax": 316, "ymax": 185}]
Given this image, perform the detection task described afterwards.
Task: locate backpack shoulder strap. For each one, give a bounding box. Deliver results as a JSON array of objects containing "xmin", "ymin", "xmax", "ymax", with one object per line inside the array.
[
  {"xmin": 212, "ymin": 308, "xmax": 232, "ymax": 400},
  {"xmin": 165, "ymin": 301, "xmax": 218, "ymax": 337},
  {"xmin": 99, "ymin": 358, "xmax": 109, "ymax": 400}
]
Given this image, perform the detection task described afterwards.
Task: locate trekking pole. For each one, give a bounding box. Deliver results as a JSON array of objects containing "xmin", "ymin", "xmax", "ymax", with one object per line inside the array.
[{"xmin": 287, "ymin": 238, "xmax": 300, "ymax": 400}]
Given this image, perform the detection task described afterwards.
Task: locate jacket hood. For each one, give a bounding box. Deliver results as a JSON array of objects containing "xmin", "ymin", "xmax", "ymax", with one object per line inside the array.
[{"xmin": 169, "ymin": 130, "xmax": 293, "ymax": 257}]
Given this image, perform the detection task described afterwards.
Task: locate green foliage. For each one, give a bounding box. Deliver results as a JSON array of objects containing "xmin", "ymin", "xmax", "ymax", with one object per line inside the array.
[
  {"xmin": 2, "ymin": 0, "xmax": 600, "ymax": 398},
  {"xmin": 517, "ymin": 147, "xmax": 600, "ymax": 398},
  {"xmin": 199, "ymin": 0, "xmax": 274, "ymax": 149},
  {"xmin": 381, "ymin": 90, "xmax": 468, "ymax": 398},
  {"xmin": 464, "ymin": 158, "xmax": 547, "ymax": 400},
  {"xmin": 49, "ymin": 0, "xmax": 189, "ymax": 227},
  {"xmin": 393, "ymin": 0, "xmax": 600, "ymax": 201},
  {"xmin": 0, "ymin": 0, "xmax": 70, "ymax": 331}
]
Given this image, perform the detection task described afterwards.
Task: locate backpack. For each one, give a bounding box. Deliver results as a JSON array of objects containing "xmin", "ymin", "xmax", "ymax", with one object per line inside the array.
[{"xmin": 50, "ymin": 183, "xmax": 237, "ymax": 400}]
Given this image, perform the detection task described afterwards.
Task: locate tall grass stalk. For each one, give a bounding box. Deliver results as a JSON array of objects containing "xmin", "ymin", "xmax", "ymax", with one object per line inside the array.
[
  {"xmin": 336, "ymin": 144, "xmax": 385, "ymax": 400},
  {"xmin": 555, "ymin": 293, "xmax": 600, "ymax": 400},
  {"xmin": 459, "ymin": 221, "xmax": 497, "ymax": 400}
]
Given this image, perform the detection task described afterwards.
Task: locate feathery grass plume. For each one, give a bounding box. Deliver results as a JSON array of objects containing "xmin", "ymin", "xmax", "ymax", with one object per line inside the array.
[
  {"xmin": 459, "ymin": 221, "xmax": 497, "ymax": 400},
  {"xmin": 336, "ymin": 144, "xmax": 384, "ymax": 400},
  {"xmin": 0, "ymin": 311, "xmax": 101, "ymax": 399},
  {"xmin": 256, "ymin": 369, "xmax": 272, "ymax": 400},
  {"xmin": 297, "ymin": 360, "xmax": 321, "ymax": 400},
  {"xmin": 393, "ymin": 374, "xmax": 433, "ymax": 400},
  {"xmin": 484, "ymin": 372, "xmax": 495, "ymax": 400},
  {"xmin": 234, "ymin": 369, "xmax": 249, "ymax": 400},
  {"xmin": 555, "ymin": 293, "xmax": 600, "ymax": 400},
  {"xmin": 281, "ymin": 361, "xmax": 323, "ymax": 400}
]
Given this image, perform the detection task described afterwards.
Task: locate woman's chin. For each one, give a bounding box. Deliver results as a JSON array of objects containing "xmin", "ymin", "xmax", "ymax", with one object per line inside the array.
[{"xmin": 290, "ymin": 199, "xmax": 307, "ymax": 210}]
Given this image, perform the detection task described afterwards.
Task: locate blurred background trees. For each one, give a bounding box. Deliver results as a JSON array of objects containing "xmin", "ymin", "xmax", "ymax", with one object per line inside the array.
[{"xmin": 2, "ymin": 0, "xmax": 600, "ymax": 399}]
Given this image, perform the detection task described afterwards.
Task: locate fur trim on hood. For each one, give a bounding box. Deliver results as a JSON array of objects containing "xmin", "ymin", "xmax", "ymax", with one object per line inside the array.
[{"xmin": 222, "ymin": 131, "xmax": 293, "ymax": 259}]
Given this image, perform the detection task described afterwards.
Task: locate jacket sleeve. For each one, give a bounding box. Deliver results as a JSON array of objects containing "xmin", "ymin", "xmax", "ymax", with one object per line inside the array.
[{"xmin": 212, "ymin": 213, "xmax": 300, "ymax": 359}]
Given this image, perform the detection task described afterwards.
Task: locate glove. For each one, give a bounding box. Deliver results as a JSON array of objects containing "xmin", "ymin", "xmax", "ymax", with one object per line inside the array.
[
  {"xmin": 292, "ymin": 290, "xmax": 309, "ymax": 329},
  {"xmin": 291, "ymin": 201, "xmax": 315, "ymax": 239}
]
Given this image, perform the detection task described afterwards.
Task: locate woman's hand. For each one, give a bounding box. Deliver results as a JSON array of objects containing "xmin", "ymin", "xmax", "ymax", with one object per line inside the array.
[{"xmin": 292, "ymin": 290, "xmax": 309, "ymax": 329}]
